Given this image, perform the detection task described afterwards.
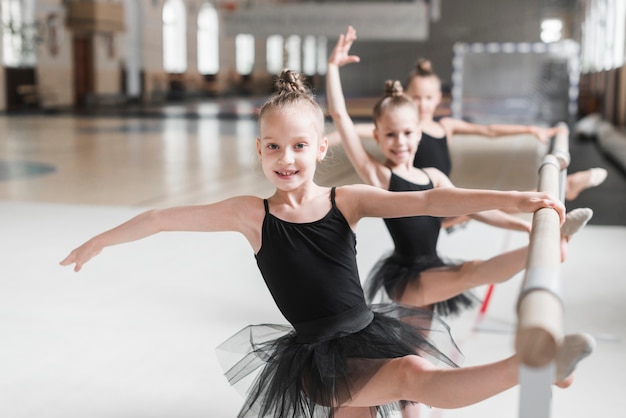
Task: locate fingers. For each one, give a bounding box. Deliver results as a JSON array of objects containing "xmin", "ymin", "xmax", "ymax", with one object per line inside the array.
[
  {"xmin": 330, "ymin": 27, "xmax": 360, "ymax": 66},
  {"xmin": 541, "ymin": 197, "xmax": 565, "ymax": 224},
  {"xmin": 59, "ymin": 254, "xmax": 79, "ymax": 272}
]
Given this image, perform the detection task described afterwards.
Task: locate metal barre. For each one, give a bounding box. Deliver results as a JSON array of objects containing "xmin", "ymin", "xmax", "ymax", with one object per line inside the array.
[{"xmin": 515, "ymin": 122, "xmax": 570, "ymax": 367}]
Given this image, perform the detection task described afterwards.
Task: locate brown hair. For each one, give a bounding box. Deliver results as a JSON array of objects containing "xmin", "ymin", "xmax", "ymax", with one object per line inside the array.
[
  {"xmin": 258, "ymin": 69, "xmax": 325, "ymax": 136},
  {"xmin": 372, "ymin": 80, "xmax": 418, "ymax": 125},
  {"xmin": 406, "ymin": 58, "xmax": 441, "ymax": 87}
]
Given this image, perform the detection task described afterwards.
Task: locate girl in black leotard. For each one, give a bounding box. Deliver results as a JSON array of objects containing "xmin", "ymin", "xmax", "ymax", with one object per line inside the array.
[
  {"xmin": 326, "ymin": 27, "xmax": 595, "ymax": 319},
  {"xmin": 326, "ymin": 48, "xmax": 608, "ymax": 211},
  {"xmin": 61, "ymin": 67, "xmax": 592, "ymax": 418},
  {"xmin": 406, "ymin": 58, "xmax": 607, "ymax": 202}
]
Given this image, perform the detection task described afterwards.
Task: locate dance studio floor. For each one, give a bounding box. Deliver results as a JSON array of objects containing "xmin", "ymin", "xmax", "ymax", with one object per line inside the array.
[{"xmin": 1, "ymin": 100, "xmax": 625, "ymax": 417}]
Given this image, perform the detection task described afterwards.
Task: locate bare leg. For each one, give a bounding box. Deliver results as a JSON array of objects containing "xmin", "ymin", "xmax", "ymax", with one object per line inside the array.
[
  {"xmin": 334, "ymin": 407, "xmax": 377, "ymax": 418},
  {"xmin": 398, "ymin": 208, "xmax": 592, "ymax": 308},
  {"xmin": 342, "ymin": 354, "xmax": 518, "ymax": 409},
  {"xmin": 501, "ymin": 169, "xmax": 606, "ymax": 214},
  {"xmin": 401, "ymin": 402, "xmax": 423, "ymax": 418},
  {"xmin": 565, "ymin": 168, "xmax": 607, "ymax": 201},
  {"xmin": 338, "ymin": 334, "xmax": 594, "ymax": 410},
  {"xmin": 398, "ymin": 246, "xmax": 528, "ymax": 307}
]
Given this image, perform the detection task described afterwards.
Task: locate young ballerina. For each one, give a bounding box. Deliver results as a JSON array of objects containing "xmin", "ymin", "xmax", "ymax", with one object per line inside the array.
[
  {"xmin": 325, "ymin": 27, "xmax": 607, "ymax": 205},
  {"xmin": 326, "ymin": 26, "xmax": 593, "ymax": 317},
  {"xmin": 61, "ymin": 69, "xmax": 594, "ymax": 418}
]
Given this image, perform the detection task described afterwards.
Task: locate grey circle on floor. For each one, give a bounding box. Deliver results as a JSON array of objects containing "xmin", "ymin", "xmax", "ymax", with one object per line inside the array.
[{"xmin": 0, "ymin": 160, "xmax": 56, "ymax": 180}]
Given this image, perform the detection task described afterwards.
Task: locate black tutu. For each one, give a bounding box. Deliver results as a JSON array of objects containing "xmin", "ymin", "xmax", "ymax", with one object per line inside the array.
[
  {"xmin": 364, "ymin": 251, "xmax": 479, "ymax": 317},
  {"xmin": 216, "ymin": 303, "xmax": 462, "ymax": 418}
]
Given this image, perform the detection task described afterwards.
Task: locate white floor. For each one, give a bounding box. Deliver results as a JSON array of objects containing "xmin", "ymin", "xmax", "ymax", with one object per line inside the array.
[{"xmin": 1, "ymin": 200, "xmax": 624, "ymax": 418}]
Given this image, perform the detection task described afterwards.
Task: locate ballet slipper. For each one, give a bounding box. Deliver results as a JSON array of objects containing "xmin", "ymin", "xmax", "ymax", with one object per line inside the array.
[
  {"xmin": 588, "ymin": 167, "xmax": 608, "ymax": 187},
  {"xmin": 566, "ymin": 168, "xmax": 608, "ymax": 200},
  {"xmin": 554, "ymin": 333, "xmax": 596, "ymax": 384},
  {"xmin": 561, "ymin": 208, "xmax": 593, "ymax": 240}
]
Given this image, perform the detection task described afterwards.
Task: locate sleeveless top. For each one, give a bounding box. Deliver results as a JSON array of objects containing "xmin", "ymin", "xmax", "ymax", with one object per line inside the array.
[
  {"xmin": 255, "ymin": 187, "xmax": 373, "ymax": 343},
  {"xmin": 383, "ymin": 171, "xmax": 442, "ymax": 260},
  {"xmin": 413, "ymin": 119, "xmax": 451, "ymax": 176}
]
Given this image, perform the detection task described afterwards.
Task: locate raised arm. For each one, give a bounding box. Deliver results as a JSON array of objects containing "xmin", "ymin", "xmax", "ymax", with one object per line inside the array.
[
  {"xmin": 326, "ymin": 26, "xmax": 385, "ymax": 187},
  {"xmin": 60, "ymin": 196, "xmax": 261, "ymax": 272}
]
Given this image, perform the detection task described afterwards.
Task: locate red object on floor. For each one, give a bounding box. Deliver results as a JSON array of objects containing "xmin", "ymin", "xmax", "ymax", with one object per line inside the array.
[{"xmin": 480, "ymin": 284, "xmax": 495, "ymax": 314}]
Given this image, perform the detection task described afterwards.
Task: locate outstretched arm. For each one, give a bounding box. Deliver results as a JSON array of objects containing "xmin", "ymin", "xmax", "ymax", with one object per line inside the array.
[
  {"xmin": 339, "ymin": 184, "xmax": 565, "ymax": 227},
  {"xmin": 326, "ymin": 26, "xmax": 384, "ymax": 187},
  {"xmin": 468, "ymin": 210, "xmax": 532, "ymax": 233},
  {"xmin": 426, "ymin": 168, "xmax": 532, "ymax": 233},
  {"xmin": 440, "ymin": 117, "xmax": 566, "ymax": 145},
  {"xmin": 60, "ymin": 197, "xmax": 259, "ymax": 272}
]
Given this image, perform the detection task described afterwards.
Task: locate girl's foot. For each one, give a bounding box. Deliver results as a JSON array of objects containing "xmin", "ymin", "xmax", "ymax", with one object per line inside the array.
[
  {"xmin": 561, "ymin": 208, "xmax": 593, "ymax": 240},
  {"xmin": 554, "ymin": 333, "xmax": 596, "ymax": 387},
  {"xmin": 566, "ymin": 168, "xmax": 608, "ymax": 201},
  {"xmin": 560, "ymin": 208, "xmax": 593, "ymax": 261}
]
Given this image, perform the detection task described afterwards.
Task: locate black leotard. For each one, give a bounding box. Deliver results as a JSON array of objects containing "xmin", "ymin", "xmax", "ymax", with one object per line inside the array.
[
  {"xmin": 383, "ymin": 171, "xmax": 442, "ymax": 258},
  {"xmin": 216, "ymin": 187, "xmax": 459, "ymax": 418},
  {"xmin": 255, "ymin": 188, "xmax": 372, "ymax": 340},
  {"xmin": 365, "ymin": 171, "xmax": 476, "ymax": 316},
  {"xmin": 413, "ymin": 128, "xmax": 451, "ymax": 176}
]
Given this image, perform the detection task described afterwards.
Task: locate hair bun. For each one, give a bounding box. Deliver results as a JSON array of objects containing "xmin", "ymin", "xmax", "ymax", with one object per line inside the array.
[
  {"xmin": 384, "ymin": 80, "xmax": 404, "ymax": 97},
  {"xmin": 276, "ymin": 69, "xmax": 309, "ymax": 95},
  {"xmin": 415, "ymin": 58, "xmax": 433, "ymax": 76}
]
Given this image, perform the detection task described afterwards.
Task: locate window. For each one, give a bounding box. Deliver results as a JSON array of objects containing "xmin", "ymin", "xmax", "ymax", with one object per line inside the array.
[
  {"xmin": 266, "ymin": 35, "xmax": 283, "ymax": 74},
  {"xmin": 197, "ymin": 3, "xmax": 219, "ymax": 75},
  {"xmin": 581, "ymin": 0, "xmax": 626, "ymax": 71},
  {"xmin": 302, "ymin": 35, "xmax": 316, "ymax": 76},
  {"xmin": 2, "ymin": 0, "xmax": 37, "ymax": 66},
  {"xmin": 285, "ymin": 35, "xmax": 301, "ymax": 72},
  {"xmin": 316, "ymin": 36, "xmax": 327, "ymax": 75},
  {"xmin": 163, "ymin": 0, "xmax": 187, "ymax": 73},
  {"xmin": 540, "ymin": 19, "xmax": 563, "ymax": 43},
  {"xmin": 236, "ymin": 33, "xmax": 254, "ymax": 75}
]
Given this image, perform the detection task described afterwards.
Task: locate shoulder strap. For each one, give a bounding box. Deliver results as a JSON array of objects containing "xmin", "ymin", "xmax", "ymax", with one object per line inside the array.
[
  {"xmin": 263, "ymin": 199, "xmax": 269, "ymax": 214},
  {"xmin": 419, "ymin": 168, "xmax": 432, "ymax": 183}
]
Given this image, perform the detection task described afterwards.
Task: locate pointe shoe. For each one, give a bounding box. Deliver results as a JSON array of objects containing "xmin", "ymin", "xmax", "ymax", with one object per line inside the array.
[
  {"xmin": 555, "ymin": 333, "xmax": 596, "ymax": 382},
  {"xmin": 561, "ymin": 208, "xmax": 593, "ymax": 239}
]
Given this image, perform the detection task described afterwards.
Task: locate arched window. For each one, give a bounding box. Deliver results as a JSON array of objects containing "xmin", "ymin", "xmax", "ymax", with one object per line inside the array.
[
  {"xmin": 285, "ymin": 35, "xmax": 301, "ymax": 72},
  {"xmin": 236, "ymin": 33, "xmax": 254, "ymax": 75},
  {"xmin": 1, "ymin": 0, "xmax": 36, "ymax": 66},
  {"xmin": 197, "ymin": 3, "xmax": 219, "ymax": 75},
  {"xmin": 266, "ymin": 35, "xmax": 283, "ymax": 74},
  {"xmin": 163, "ymin": 0, "xmax": 187, "ymax": 73}
]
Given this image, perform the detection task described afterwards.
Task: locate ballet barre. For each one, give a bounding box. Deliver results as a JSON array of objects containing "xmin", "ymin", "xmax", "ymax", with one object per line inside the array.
[{"xmin": 515, "ymin": 122, "xmax": 570, "ymax": 418}]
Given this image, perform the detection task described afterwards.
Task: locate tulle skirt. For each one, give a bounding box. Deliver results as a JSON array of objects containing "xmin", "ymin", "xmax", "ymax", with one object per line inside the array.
[
  {"xmin": 364, "ymin": 251, "xmax": 479, "ymax": 317},
  {"xmin": 216, "ymin": 303, "xmax": 462, "ymax": 418}
]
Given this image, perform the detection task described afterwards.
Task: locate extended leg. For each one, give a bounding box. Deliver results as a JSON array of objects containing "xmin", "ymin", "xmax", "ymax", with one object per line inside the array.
[
  {"xmin": 565, "ymin": 168, "xmax": 607, "ymax": 201},
  {"xmin": 338, "ymin": 333, "xmax": 594, "ymax": 410}
]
